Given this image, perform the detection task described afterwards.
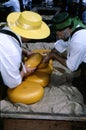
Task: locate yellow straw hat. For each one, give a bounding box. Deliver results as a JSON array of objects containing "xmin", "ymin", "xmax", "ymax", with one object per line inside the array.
[{"xmin": 7, "ymin": 11, "xmax": 50, "ymax": 39}]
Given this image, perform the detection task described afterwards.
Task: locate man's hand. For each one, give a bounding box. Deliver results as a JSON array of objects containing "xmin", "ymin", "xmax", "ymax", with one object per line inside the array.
[
  {"xmin": 22, "ymin": 48, "xmax": 34, "ymax": 59},
  {"xmin": 42, "ymin": 53, "xmax": 51, "ymax": 63},
  {"xmin": 20, "ymin": 63, "xmax": 36, "ymax": 79},
  {"xmin": 25, "ymin": 65, "xmax": 36, "ymax": 76},
  {"xmin": 42, "ymin": 51, "xmax": 58, "ymax": 63}
]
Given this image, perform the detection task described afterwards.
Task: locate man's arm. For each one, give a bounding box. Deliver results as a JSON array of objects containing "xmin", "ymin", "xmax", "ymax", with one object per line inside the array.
[{"xmin": 42, "ymin": 48, "xmax": 67, "ymax": 67}]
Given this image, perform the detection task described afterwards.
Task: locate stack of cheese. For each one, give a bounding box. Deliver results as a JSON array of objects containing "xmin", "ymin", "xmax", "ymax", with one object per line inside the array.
[{"xmin": 7, "ymin": 49, "xmax": 53, "ymax": 104}]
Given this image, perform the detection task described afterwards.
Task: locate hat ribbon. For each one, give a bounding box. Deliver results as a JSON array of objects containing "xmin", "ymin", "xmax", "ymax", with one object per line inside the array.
[{"xmin": 12, "ymin": 21, "xmax": 42, "ymax": 30}]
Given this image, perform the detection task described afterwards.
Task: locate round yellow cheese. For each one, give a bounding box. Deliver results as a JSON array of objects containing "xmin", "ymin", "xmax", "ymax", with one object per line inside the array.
[
  {"xmin": 37, "ymin": 60, "xmax": 53, "ymax": 74},
  {"xmin": 37, "ymin": 65, "xmax": 53, "ymax": 75},
  {"xmin": 25, "ymin": 53, "xmax": 43, "ymax": 68},
  {"xmin": 7, "ymin": 81, "xmax": 44, "ymax": 104},
  {"xmin": 37, "ymin": 62, "xmax": 48, "ymax": 69},
  {"xmin": 25, "ymin": 71, "xmax": 50, "ymax": 87}
]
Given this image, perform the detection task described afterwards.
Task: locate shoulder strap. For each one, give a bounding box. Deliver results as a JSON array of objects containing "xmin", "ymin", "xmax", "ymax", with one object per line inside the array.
[
  {"xmin": 0, "ymin": 29, "xmax": 21, "ymax": 47},
  {"xmin": 71, "ymin": 27, "xmax": 84, "ymax": 37}
]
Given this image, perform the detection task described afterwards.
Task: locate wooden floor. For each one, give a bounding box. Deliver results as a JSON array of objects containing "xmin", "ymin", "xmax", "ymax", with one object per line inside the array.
[{"xmin": 1, "ymin": 118, "xmax": 86, "ymax": 130}]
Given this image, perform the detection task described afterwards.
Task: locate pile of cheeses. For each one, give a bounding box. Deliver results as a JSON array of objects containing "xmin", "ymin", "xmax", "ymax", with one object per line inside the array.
[{"xmin": 7, "ymin": 49, "xmax": 53, "ymax": 104}]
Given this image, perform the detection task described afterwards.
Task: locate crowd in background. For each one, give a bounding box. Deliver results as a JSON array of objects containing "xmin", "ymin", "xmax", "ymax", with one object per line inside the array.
[
  {"xmin": 0, "ymin": 0, "xmax": 67, "ymax": 12},
  {"xmin": 0, "ymin": 0, "xmax": 86, "ymax": 22}
]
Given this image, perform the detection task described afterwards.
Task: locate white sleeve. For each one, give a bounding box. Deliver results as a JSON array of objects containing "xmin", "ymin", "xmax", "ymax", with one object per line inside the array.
[
  {"xmin": 54, "ymin": 40, "xmax": 68, "ymax": 53},
  {"xmin": 66, "ymin": 43, "xmax": 86, "ymax": 71},
  {"xmin": 0, "ymin": 54, "xmax": 22, "ymax": 88}
]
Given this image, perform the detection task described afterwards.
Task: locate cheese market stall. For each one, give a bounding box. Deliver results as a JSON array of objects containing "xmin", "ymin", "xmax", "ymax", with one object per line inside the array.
[{"xmin": 0, "ymin": 42, "xmax": 86, "ymax": 130}]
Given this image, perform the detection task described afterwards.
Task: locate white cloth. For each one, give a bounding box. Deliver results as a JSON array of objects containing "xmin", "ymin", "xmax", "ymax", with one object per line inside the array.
[
  {"xmin": 54, "ymin": 29, "xmax": 86, "ymax": 71},
  {"xmin": 3, "ymin": 0, "xmax": 20, "ymax": 12},
  {"xmin": 0, "ymin": 85, "xmax": 85, "ymax": 115},
  {"xmin": 0, "ymin": 27, "xmax": 22, "ymax": 88}
]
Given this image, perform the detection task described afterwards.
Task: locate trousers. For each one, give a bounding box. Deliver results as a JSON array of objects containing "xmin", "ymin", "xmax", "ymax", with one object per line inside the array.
[{"xmin": 0, "ymin": 73, "xmax": 7, "ymax": 100}]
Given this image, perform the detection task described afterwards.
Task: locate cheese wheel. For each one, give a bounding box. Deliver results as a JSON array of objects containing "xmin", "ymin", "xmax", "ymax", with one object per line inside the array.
[
  {"xmin": 38, "ymin": 62, "xmax": 48, "ymax": 69},
  {"xmin": 37, "ymin": 60, "xmax": 53, "ymax": 74},
  {"xmin": 25, "ymin": 53, "xmax": 43, "ymax": 68},
  {"xmin": 37, "ymin": 65, "xmax": 53, "ymax": 74},
  {"xmin": 7, "ymin": 81, "xmax": 44, "ymax": 104},
  {"xmin": 25, "ymin": 72, "xmax": 50, "ymax": 87},
  {"xmin": 32, "ymin": 49, "xmax": 50, "ymax": 56}
]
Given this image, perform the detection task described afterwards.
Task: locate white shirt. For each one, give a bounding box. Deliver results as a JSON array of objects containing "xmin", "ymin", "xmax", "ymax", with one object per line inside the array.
[
  {"xmin": 0, "ymin": 27, "xmax": 22, "ymax": 88},
  {"xmin": 3, "ymin": 0, "xmax": 20, "ymax": 12},
  {"xmin": 54, "ymin": 29, "xmax": 86, "ymax": 72},
  {"xmin": 82, "ymin": 0, "xmax": 86, "ymax": 3}
]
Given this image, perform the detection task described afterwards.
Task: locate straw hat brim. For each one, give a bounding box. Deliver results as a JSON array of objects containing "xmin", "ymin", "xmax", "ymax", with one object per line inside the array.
[{"xmin": 7, "ymin": 12, "xmax": 50, "ymax": 39}]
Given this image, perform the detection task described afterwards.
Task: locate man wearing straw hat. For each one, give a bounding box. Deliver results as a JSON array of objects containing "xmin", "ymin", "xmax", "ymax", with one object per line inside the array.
[
  {"xmin": 43, "ymin": 12, "xmax": 86, "ymax": 101},
  {"xmin": 0, "ymin": 11, "xmax": 50, "ymax": 94}
]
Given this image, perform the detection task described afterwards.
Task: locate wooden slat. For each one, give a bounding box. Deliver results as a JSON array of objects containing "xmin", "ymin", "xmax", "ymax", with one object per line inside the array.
[
  {"xmin": 4, "ymin": 118, "xmax": 86, "ymax": 130},
  {"xmin": 1, "ymin": 112, "xmax": 86, "ymax": 121}
]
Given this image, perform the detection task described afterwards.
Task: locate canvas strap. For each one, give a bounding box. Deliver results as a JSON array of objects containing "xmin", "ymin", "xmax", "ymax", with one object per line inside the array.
[
  {"xmin": 0, "ymin": 29, "xmax": 21, "ymax": 47},
  {"xmin": 71, "ymin": 27, "xmax": 84, "ymax": 37}
]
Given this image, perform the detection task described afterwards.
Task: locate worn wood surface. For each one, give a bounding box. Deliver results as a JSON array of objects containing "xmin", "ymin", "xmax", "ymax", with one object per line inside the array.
[{"xmin": 3, "ymin": 118, "xmax": 86, "ymax": 130}]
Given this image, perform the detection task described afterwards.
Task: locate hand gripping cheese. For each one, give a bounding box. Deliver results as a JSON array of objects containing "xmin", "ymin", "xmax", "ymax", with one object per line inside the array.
[
  {"xmin": 7, "ymin": 81, "xmax": 44, "ymax": 104},
  {"xmin": 32, "ymin": 49, "xmax": 53, "ymax": 71},
  {"xmin": 25, "ymin": 53, "xmax": 43, "ymax": 68}
]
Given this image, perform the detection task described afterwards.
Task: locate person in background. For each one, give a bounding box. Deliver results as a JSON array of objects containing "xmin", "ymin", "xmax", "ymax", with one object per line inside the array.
[
  {"xmin": 42, "ymin": 12, "xmax": 86, "ymax": 101},
  {"xmin": 22, "ymin": 0, "xmax": 32, "ymax": 10},
  {"xmin": 0, "ymin": 11, "xmax": 50, "ymax": 99},
  {"xmin": 0, "ymin": 0, "xmax": 10, "ymax": 22},
  {"xmin": 66, "ymin": 0, "xmax": 80, "ymax": 17},
  {"xmin": 2, "ymin": 0, "xmax": 21, "ymax": 12}
]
